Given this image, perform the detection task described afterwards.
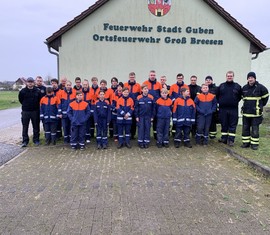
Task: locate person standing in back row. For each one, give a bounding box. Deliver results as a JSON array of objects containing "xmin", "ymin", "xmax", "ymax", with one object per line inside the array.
[
  {"xmin": 241, "ymin": 72, "xmax": 269, "ymax": 150},
  {"xmin": 217, "ymin": 71, "xmax": 242, "ymax": 146},
  {"xmin": 19, "ymin": 77, "xmax": 42, "ymax": 147}
]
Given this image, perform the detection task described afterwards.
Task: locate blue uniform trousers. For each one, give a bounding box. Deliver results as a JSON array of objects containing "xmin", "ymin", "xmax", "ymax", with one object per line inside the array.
[
  {"xmin": 174, "ymin": 125, "xmax": 191, "ymax": 143},
  {"xmin": 62, "ymin": 118, "xmax": 71, "ymax": 143},
  {"xmin": 137, "ymin": 117, "xmax": 151, "ymax": 145},
  {"xmin": 219, "ymin": 108, "xmax": 238, "ymax": 142},
  {"xmin": 70, "ymin": 124, "xmax": 86, "ymax": 147},
  {"xmin": 196, "ymin": 114, "xmax": 212, "ymax": 144},
  {"xmin": 157, "ymin": 118, "xmax": 170, "ymax": 144},
  {"xmin": 44, "ymin": 122, "xmax": 57, "ymax": 142},
  {"xmin": 96, "ymin": 118, "xmax": 108, "ymax": 147},
  {"xmin": 118, "ymin": 124, "xmax": 131, "ymax": 145}
]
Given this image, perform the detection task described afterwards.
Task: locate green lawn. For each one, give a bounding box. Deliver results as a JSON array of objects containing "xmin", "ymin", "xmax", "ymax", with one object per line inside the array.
[{"xmin": 0, "ymin": 91, "xmax": 20, "ymax": 110}]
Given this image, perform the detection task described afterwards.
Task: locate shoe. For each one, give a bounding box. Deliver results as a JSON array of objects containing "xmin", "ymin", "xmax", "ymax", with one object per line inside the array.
[
  {"xmin": 86, "ymin": 140, "xmax": 91, "ymax": 143},
  {"xmin": 144, "ymin": 144, "xmax": 149, "ymax": 149},
  {"xmin": 139, "ymin": 144, "xmax": 144, "ymax": 149},
  {"xmin": 114, "ymin": 137, "xmax": 118, "ymax": 142},
  {"xmin": 125, "ymin": 143, "xmax": 131, "ymax": 149},
  {"xmin": 21, "ymin": 142, "xmax": 28, "ymax": 148},
  {"xmin": 174, "ymin": 142, "xmax": 180, "ymax": 148},
  {"xmin": 156, "ymin": 143, "xmax": 162, "ymax": 148},
  {"xmin": 218, "ymin": 139, "xmax": 227, "ymax": 144},
  {"xmin": 45, "ymin": 140, "xmax": 51, "ymax": 146},
  {"xmin": 251, "ymin": 145, "xmax": 258, "ymax": 150},
  {"xmin": 184, "ymin": 142, "xmax": 192, "ymax": 148},
  {"xmin": 241, "ymin": 143, "xmax": 250, "ymax": 148},
  {"xmin": 117, "ymin": 143, "xmax": 123, "ymax": 149},
  {"xmin": 103, "ymin": 145, "xmax": 107, "ymax": 149},
  {"xmin": 52, "ymin": 140, "xmax": 56, "ymax": 145},
  {"xmin": 164, "ymin": 143, "xmax": 169, "ymax": 148},
  {"xmin": 71, "ymin": 146, "xmax": 77, "ymax": 150},
  {"xmin": 97, "ymin": 144, "xmax": 102, "ymax": 150},
  {"xmin": 80, "ymin": 146, "xmax": 85, "ymax": 151},
  {"xmin": 227, "ymin": 141, "xmax": 234, "ymax": 147},
  {"xmin": 34, "ymin": 141, "xmax": 40, "ymax": 146}
]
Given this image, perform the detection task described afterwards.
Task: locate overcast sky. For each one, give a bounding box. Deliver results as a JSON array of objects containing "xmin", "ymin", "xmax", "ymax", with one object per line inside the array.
[{"xmin": 0, "ymin": 0, "xmax": 269, "ymax": 82}]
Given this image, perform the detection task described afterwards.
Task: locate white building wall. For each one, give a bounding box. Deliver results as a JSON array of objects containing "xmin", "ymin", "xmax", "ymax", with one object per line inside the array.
[{"xmin": 59, "ymin": 0, "xmax": 253, "ymax": 86}]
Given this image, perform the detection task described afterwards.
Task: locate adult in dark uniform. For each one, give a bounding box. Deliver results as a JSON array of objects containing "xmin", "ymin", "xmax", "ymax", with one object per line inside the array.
[
  {"xmin": 18, "ymin": 77, "xmax": 42, "ymax": 147},
  {"xmin": 217, "ymin": 71, "xmax": 242, "ymax": 146},
  {"xmin": 35, "ymin": 76, "xmax": 46, "ymax": 98},
  {"xmin": 241, "ymin": 72, "xmax": 269, "ymax": 150}
]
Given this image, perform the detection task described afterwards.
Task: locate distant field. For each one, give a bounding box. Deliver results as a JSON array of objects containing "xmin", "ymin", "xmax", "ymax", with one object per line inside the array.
[{"xmin": 0, "ymin": 91, "xmax": 20, "ymax": 110}]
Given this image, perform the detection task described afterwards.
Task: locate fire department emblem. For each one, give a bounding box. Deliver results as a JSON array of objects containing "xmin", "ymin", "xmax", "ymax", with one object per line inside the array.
[{"xmin": 148, "ymin": 0, "xmax": 171, "ymax": 17}]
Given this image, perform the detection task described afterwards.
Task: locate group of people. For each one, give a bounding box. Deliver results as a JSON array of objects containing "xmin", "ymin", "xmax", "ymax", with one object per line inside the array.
[{"xmin": 18, "ymin": 70, "xmax": 269, "ymax": 151}]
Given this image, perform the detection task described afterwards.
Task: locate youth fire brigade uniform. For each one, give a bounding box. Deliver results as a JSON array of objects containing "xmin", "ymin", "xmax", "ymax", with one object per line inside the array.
[
  {"xmin": 82, "ymin": 87, "xmax": 92, "ymax": 142},
  {"xmin": 155, "ymin": 97, "xmax": 172, "ymax": 147},
  {"xmin": 188, "ymin": 83, "xmax": 201, "ymax": 136},
  {"xmin": 89, "ymin": 85, "xmax": 100, "ymax": 137},
  {"xmin": 59, "ymin": 88, "xmax": 76, "ymax": 143},
  {"xmin": 73, "ymin": 85, "xmax": 82, "ymax": 92},
  {"xmin": 135, "ymin": 93, "xmax": 155, "ymax": 148},
  {"xmin": 124, "ymin": 81, "xmax": 141, "ymax": 139},
  {"xmin": 217, "ymin": 81, "xmax": 242, "ymax": 145},
  {"xmin": 67, "ymin": 99, "xmax": 91, "ymax": 149},
  {"xmin": 40, "ymin": 94, "xmax": 60, "ymax": 145},
  {"xmin": 194, "ymin": 92, "xmax": 217, "ymax": 145},
  {"xmin": 53, "ymin": 87, "xmax": 63, "ymax": 139},
  {"xmin": 93, "ymin": 99, "xmax": 111, "ymax": 149},
  {"xmin": 241, "ymin": 73, "xmax": 269, "ymax": 150},
  {"xmin": 116, "ymin": 95, "xmax": 134, "ymax": 147},
  {"xmin": 208, "ymin": 83, "xmax": 218, "ymax": 139},
  {"xmin": 172, "ymin": 95, "xmax": 195, "ymax": 147},
  {"xmin": 143, "ymin": 79, "xmax": 162, "ymax": 139},
  {"xmin": 169, "ymin": 82, "xmax": 190, "ymax": 136},
  {"xmin": 111, "ymin": 91, "xmax": 123, "ymax": 140}
]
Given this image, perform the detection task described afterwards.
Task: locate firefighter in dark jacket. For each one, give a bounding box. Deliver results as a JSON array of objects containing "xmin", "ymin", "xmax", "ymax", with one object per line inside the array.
[
  {"xmin": 217, "ymin": 71, "xmax": 242, "ymax": 146},
  {"xmin": 205, "ymin": 76, "xmax": 218, "ymax": 139},
  {"xmin": 241, "ymin": 72, "xmax": 269, "ymax": 150}
]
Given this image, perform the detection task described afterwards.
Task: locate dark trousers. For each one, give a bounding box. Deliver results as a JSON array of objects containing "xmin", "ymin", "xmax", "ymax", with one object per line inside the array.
[
  {"xmin": 21, "ymin": 110, "xmax": 40, "ymax": 144},
  {"xmin": 118, "ymin": 123, "xmax": 131, "ymax": 145},
  {"xmin": 242, "ymin": 116, "xmax": 262, "ymax": 147},
  {"xmin": 112, "ymin": 119, "xmax": 118, "ymax": 138},
  {"xmin": 137, "ymin": 117, "xmax": 151, "ymax": 145},
  {"xmin": 44, "ymin": 122, "xmax": 57, "ymax": 142},
  {"xmin": 131, "ymin": 114, "xmax": 137, "ymax": 138},
  {"xmin": 85, "ymin": 118, "xmax": 91, "ymax": 141},
  {"xmin": 175, "ymin": 125, "xmax": 191, "ymax": 143},
  {"xmin": 153, "ymin": 117, "xmax": 157, "ymax": 139},
  {"xmin": 209, "ymin": 112, "xmax": 217, "ymax": 139},
  {"xmin": 196, "ymin": 114, "xmax": 212, "ymax": 144},
  {"xmin": 89, "ymin": 115, "xmax": 95, "ymax": 138},
  {"xmin": 157, "ymin": 118, "xmax": 170, "ymax": 144},
  {"xmin": 56, "ymin": 119, "xmax": 62, "ymax": 139},
  {"xmin": 62, "ymin": 118, "xmax": 71, "ymax": 143},
  {"xmin": 219, "ymin": 108, "xmax": 238, "ymax": 142},
  {"xmin": 70, "ymin": 124, "xmax": 86, "ymax": 147},
  {"xmin": 96, "ymin": 119, "xmax": 108, "ymax": 146}
]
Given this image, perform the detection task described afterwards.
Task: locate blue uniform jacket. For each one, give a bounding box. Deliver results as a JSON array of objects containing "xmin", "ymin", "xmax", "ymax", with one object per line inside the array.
[
  {"xmin": 155, "ymin": 97, "xmax": 172, "ymax": 119},
  {"xmin": 93, "ymin": 99, "xmax": 111, "ymax": 124},
  {"xmin": 40, "ymin": 95, "xmax": 60, "ymax": 123},
  {"xmin": 67, "ymin": 100, "xmax": 91, "ymax": 126},
  {"xmin": 194, "ymin": 92, "xmax": 217, "ymax": 116},
  {"xmin": 135, "ymin": 94, "xmax": 155, "ymax": 119}
]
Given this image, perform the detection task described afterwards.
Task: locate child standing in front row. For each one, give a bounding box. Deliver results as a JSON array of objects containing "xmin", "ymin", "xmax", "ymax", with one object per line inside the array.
[
  {"xmin": 40, "ymin": 87, "xmax": 61, "ymax": 145},
  {"xmin": 155, "ymin": 88, "xmax": 172, "ymax": 148},
  {"xmin": 94, "ymin": 90, "xmax": 111, "ymax": 149},
  {"xmin": 173, "ymin": 88, "xmax": 196, "ymax": 148},
  {"xmin": 67, "ymin": 91, "xmax": 91, "ymax": 150},
  {"xmin": 135, "ymin": 84, "xmax": 155, "ymax": 148},
  {"xmin": 116, "ymin": 87, "xmax": 134, "ymax": 148}
]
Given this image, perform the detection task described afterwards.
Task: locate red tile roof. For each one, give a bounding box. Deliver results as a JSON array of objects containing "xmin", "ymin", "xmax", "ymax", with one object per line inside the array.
[{"xmin": 46, "ymin": 0, "xmax": 266, "ymax": 53}]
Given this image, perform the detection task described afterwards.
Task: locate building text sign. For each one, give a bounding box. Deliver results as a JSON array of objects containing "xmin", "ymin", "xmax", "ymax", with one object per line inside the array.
[{"xmin": 92, "ymin": 23, "xmax": 224, "ymax": 46}]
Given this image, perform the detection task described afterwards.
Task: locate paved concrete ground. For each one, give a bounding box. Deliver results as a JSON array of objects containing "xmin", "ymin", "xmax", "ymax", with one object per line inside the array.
[{"xmin": 1, "ymin": 140, "xmax": 270, "ymax": 234}]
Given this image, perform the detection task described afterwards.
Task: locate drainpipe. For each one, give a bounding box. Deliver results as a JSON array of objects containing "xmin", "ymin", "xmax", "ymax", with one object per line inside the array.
[
  {"xmin": 44, "ymin": 42, "xmax": 59, "ymax": 80},
  {"xmin": 252, "ymin": 47, "xmax": 270, "ymax": 60}
]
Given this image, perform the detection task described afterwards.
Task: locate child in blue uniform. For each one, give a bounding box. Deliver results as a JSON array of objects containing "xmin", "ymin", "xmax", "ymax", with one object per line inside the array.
[{"xmin": 94, "ymin": 90, "xmax": 111, "ymax": 149}]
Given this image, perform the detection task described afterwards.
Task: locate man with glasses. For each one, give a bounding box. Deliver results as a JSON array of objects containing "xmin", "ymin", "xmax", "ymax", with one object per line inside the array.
[{"xmin": 216, "ymin": 71, "xmax": 242, "ymax": 146}]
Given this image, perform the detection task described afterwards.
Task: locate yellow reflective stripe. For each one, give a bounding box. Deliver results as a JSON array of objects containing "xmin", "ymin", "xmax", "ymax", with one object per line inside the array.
[
  {"xmin": 228, "ymin": 133, "xmax": 236, "ymax": 137},
  {"xmin": 243, "ymin": 97, "xmax": 261, "ymax": 101},
  {"xmin": 251, "ymin": 141, "xmax": 259, "ymax": 144},
  {"xmin": 243, "ymin": 114, "xmax": 262, "ymax": 118},
  {"xmin": 242, "ymin": 136, "xmax": 250, "ymax": 140},
  {"xmin": 242, "ymin": 140, "xmax": 250, "ymax": 143},
  {"xmin": 251, "ymin": 137, "xmax": 259, "ymax": 142},
  {"xmin": 262, "ymin": 93, "xmax": 269, "ymax": 99},
  {"xmin": 221, "ymin": 132, "xmax": 228, "ymax": 136}
]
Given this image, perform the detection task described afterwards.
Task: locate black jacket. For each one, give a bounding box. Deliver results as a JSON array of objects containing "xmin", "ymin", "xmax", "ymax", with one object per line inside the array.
[
  {"xmin": 18, "ymin": 86, "xmax": 41, "ymax": 111},
  {"xmin": 242, "ymin": 81, "xmax": 269, "ymax": 117}
]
